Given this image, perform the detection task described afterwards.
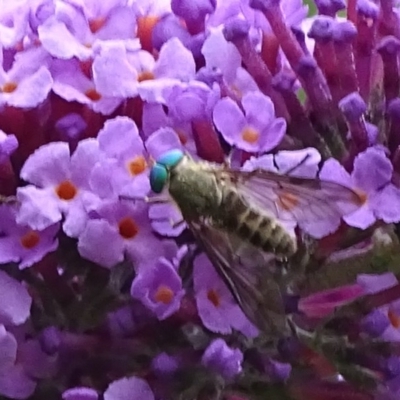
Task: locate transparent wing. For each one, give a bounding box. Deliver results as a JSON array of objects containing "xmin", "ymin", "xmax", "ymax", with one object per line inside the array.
[
  {"xmin": 220, "ymin": 169, "xmax": 363, "ymax": 225},
  {"xmin": 188, "ymin": 219, "xmax": 287, "ymax": 336}
]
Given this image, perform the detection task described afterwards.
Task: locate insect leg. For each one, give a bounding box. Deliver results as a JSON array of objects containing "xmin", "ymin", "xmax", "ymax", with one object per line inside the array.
[
  {"xmin": 118, "ymin": 194, "xmax": 170, "ymax": 203},
  {"xmin": 278, "ymin": 153, "xmax": 313, "ymax": 175}
]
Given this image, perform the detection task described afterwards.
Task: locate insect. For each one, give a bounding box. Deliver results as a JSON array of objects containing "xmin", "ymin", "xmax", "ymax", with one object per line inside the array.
[{"xmin": 149, "ymin": 149, "xmax": 363, "ymax": 334}]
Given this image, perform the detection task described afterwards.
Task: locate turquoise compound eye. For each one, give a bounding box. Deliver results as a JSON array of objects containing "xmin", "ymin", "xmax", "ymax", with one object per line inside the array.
[
  {"xmin": 156, "ymin": 149, "xmax": 184, "ymax": 168},
  {"xmin": 150, "ymin": 164, "xmax": 168, "ymax": 193}
]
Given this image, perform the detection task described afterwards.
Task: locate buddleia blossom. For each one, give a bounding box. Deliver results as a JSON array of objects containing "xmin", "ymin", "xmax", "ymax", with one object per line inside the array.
[
  {"xmin": 16, "ymin": 140, "xmax": 102, "ymax": 236},
  {"xmin": 357, "ymin": 273, "xmax": 400, "ymax": 342},
  {"xmin": 201, "ymin": 338, "xmax": 244, "ymax": 380},
  {"xmin": 193, "ymin": 254, "xmax": 258, "ymax": 338},
  {"xmin": 0, "ymin": 270, "xmax": 54, "ymax": 399},
  {"xmin": 0, "ymin": 205, "xmax": 59, "ymax": 269},
  {"xmin": 131, "ymin": 257, "xmax": 185, "ymax": 319},
  {"xmin": 213, "ymin": 91, "xmax": 286, "ymax": 152},
  {"xmin": 1, "ymin": 0, "xmax": 400, "ymax": 399},
  {"xmin": 103, "ymin": 377, "xmax": 154, "ymax": 400}
]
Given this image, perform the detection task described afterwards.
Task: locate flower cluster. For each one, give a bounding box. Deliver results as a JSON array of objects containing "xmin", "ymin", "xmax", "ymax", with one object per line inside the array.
[{"xmin": 1, "ymin": 0, "xmax": 400, "ymax": 399}]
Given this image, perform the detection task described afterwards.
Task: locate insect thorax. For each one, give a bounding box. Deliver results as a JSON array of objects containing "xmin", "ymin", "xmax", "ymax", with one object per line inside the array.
[{"xmin": 168, "ymin": 158, "xmax": 223, "ymax": 220}]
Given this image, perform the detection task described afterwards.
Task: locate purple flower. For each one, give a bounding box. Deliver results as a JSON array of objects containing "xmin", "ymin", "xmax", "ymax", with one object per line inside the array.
[
  {"xmin": 106, "ymin": 306, "xmax": 136, "ymax": 338},
  {"xmin": 0, "ymin": 47, "xmax": 52, "ymax": 108},
  {"xmin": 92, "ymin": 41, "xmax": 140, "ymax": 99},
  {"xmin": 320, "ymin": 147, "xmax": 400, "ymax": 229},
  {"xmin": 131, "ymin": 257, "xmax": 185, "ymax": 319},
  {"xmin": 144, "ymin": 37, "xmax": 196, "ymax": 81},
  {"xmin": 0, "ymin": 205, "xmax": 59, "ymax": 269},
  {"xmin": 193, "ymin": 254, "xmax": 258, "ymax": 337},
  {"xmin": 213, "ymin": 91, "xmax": 286, "ymax": 153},
  {"xmin": 0, "ymin": 282, "xmax": 54, "ymax": 399},
  {"xmin": 16, "ymin": 139, "xmax": 102, "ymax": 237},
  {"xmin": 38, "ymin": 0, "xmax": 137, "ymax": 61},
  {"xmin": 104, "ymin": 377, "xmax": 154, "ymax": 400},
  {"xmin": 0, "ymin": 2, "xmax": 31, "ymax": 48},
  {"xmin": 142, "ymin": 102, "xmax": 197, "ymax": 155},
  {"xmin": 136, "ymin": 37, "xmax": 197, "ymax": 103},
  {"xmin": 54, "ymin": 113, "xmax": 88, "ymax": 145},
  {"xmin": 201, "ymin": 338, "xmax": 243, "ymax": 379},
  {"xmin": 172, "ymin": 0, "xmax": 216, "ymax": 33},
  {"xmin": 0, "ymin": 327, "xmax": 36, "ymax": 399},
  {"xmin": 0, "ymin": 270, "xmax": 31, "ymax": 326},
  {"xmin": 90, "ymin": 116, "xmax": 150, "ymax": 199},
  {"xmin": 361, "ymin": 309, "xmax": 391, "ymax": 338},
  {"xmin": 78, "ymin": 200, "xmax": 163, "ymax": 269},
  {"xmin": 0, "ymin": 130, "xmax": 18, "ymax": 162},
  {"xmin": 263, "ymin": 358, "xmax": 292, "ymax": 382},
  {"xmin": 151, "ymin": 352, "xmax": 179, "ymax": 376},
  {"xmin": 201, "ymin": 29, "xmax": 258, "ymax": 92},
  {"xmin": 62, "ymin": 387, "xmax": 98, "ymax": 400},
  {"xmin": 145, "ymin": 126, "xmax": 184, "ymax": 161},
  {"xmin": 357, "ymin": 273, "xmax": 400, "ymax": 342},
  {"xmin": 148, "ymin": 202, "xmax": 186, "ymax": 237},
  {"xmin": 51, "ymin": 58, "xmax": 123, "ymax": 115},
  {"xmin": 1, "ymin": 0, "xmax": 400, "ymax": 397}
]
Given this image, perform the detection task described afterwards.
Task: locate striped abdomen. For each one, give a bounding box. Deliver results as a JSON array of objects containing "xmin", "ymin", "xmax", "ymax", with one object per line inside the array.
[{"xmin": 218, "ymin": 187, "xmax": 297, "ymax": 256}]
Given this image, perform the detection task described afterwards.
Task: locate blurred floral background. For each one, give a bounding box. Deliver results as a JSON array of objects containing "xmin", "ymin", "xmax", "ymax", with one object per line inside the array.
[{"xmin": 1, "ymin": 0, "xmax": 400, "ymax": 399}]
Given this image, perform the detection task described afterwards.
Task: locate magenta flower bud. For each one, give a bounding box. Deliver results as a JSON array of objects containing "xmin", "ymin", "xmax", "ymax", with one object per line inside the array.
[
  {"xmin": 377, "ymin": 35, "xmax": 400, "ymax": 55},
  {"xmin": 308, "ymin": 16, "xmax": 335, "ymax": 42},
  {"xmin": 381, "ymin": 356, "xmax": 400, "ymax": 379},
  {"xmin": 377, "ymin": 36, "xmax": 400, "ymax": 102},
  {"xmin": 272, "ymin": 71, "xmax": 296, "ymax": 92},
  {"xmin": 264, "ymin": 358, "xmax": 292, "ymax": 382},
  {"xmin": 356, "ymin": 0, "xmax": 379, "ymax": 20},
  {"xmin": 332, "ymin": 21, "xmax": 357, "ymax": 43},
  {"xmin": 223, "ymin": 18, "xmax": 250, "ymax": 42},
  {"xmin": 339, "ymin": 92, "xmax": 367, "ymax": 122},
  {"xmin": 171, "ymin": 0, "xmax": 216, "ymax": 34},
  {"xmin": 314, "ymin": 0, "xmax": 346, "ymax": 16},
  {"xmin": 291, "ymin": 26, "xmax": 308, "ymax": 53},
  {"xmin": 387, "ymin": 98, "xmax": 400, "ymax": 152},
  {"xmin": 249, "ymin": 0, "xmax": 280, "ymax": 11},
  {"xmin": 360, "ymin": 310, "xmax": 390, "ymax": 337},
  {"xmin": 151, "ymin": 14, "xmax": 192, "ymax": 51}
]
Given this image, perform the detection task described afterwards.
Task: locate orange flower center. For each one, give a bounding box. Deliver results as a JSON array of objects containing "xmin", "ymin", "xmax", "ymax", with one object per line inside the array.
[
  {"xmin": 241, "ymin": 126, "xmax": 259, "ymax": 143},
  {"xmin": 89, "ymin": 17, "xmax": 106, "ymax": 33},
  {"xmin": 175, "ymin": 129, "xmax": 188, "ymax": 145},
  {"xmin": 354, "ymin": 189, "xmax": 368, "ymax": 205},
  {"xmin": 85, "ymin": 88, "xmax": 102, "ymax": 101},
  {"xmin": 118, "ymin": 217, "xmax": 139, "ymax": 239},
  {"xmin": 138, "ymin": 71, "xmax": 155, "ymax": 82},
  {"xmin": 154, "ymin": 285, "xmax": 174, "ymax": 304},
  {"xmin": 20, "ymin": 230, "xmax": 40, "ymax": 249},
  {"xmin": 137, "ymin": 16, "xmax": 160, "ymax": 52},
  {"xmin": 55, "ymin": 180, "xmax": 77, "ymax": 201},
  {"xmin": 207, "ymin": 289, "xmax": 220, "ymax": 307},
  {"xmin": 80, "ymin": 59, "xmax": 93, "ymax": 78},
  {"xmin": 128, "ymin": 155, "xmax": 147, "ymax": 175},
  {"xmin": 388, "ymin": 309, "xmax": 400, "ymax": 328},
  {"xmin": 2, "ymin": 82, "xmax": 18, "ymax": 93}
]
